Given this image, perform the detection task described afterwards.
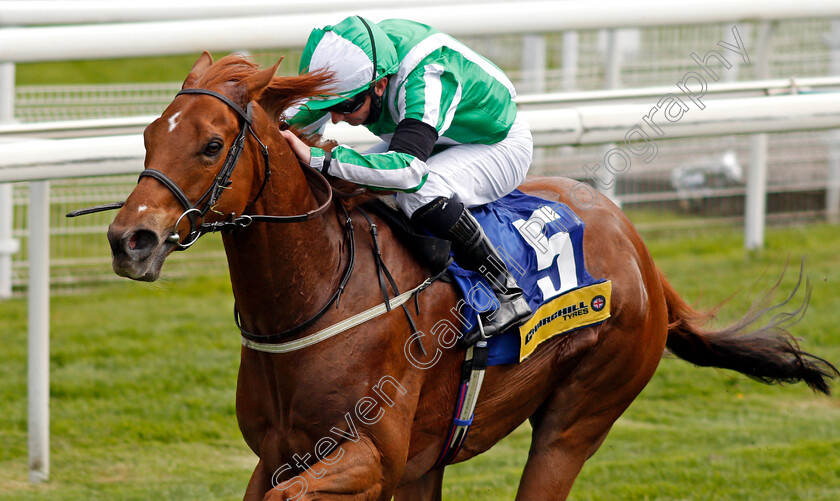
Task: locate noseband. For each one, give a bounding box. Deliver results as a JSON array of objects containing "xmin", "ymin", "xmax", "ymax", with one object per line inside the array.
[
  {"xmin": 135, "ymin": 88, "xmax": 267, "ymax": 249},
  {"xmin": 139, "ymin": 88, "xmax": 334, "ymax": 249}
]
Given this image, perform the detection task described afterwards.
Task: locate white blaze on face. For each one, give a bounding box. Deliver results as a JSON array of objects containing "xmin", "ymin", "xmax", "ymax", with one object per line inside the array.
[
  {"xmin": 167, "ymin": 111, "xmax": 182, "ymax": 133},
  {"xmin": 137, "ymin": 204, "xmax": 148, "ymax": 213}
]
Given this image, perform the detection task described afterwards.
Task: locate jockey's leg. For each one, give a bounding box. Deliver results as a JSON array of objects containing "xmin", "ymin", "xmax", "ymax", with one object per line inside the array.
[
  {"xmin": 395, "ymin": 116, "xmax": 533, "ymax": 343},
  {"xmin": 410, "ymin": 197, "xmax": 532, "ymax": 342},
  {"xmin": 362, "ymin": 140, "xmax": 391, "ymax": 155}
]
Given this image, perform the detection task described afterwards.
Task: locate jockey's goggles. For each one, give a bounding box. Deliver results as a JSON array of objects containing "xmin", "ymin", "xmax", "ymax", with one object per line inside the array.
[{"xmin": 326, "ymin": 85, "xmax": 373, "ymax": 115}]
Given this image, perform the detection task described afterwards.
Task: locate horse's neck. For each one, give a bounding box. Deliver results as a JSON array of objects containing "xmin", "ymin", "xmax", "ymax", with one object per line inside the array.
[{"xmin": 222, "ymin": 129, "xmax": 344, "ymax": 335}]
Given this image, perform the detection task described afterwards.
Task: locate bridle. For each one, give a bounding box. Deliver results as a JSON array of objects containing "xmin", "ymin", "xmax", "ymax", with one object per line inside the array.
[
  {"xmin": 145, "ymin": 87, "xmax": 358, "ymax": 344},
  {"xmin": 68, "ymin": 87, "xmax": 337, "ymax": 233},
  {"xmin": 155, "ymin": 87, "xmax": 434, "ymax": 349},
  {"xmin": 141, "ymin": 87, "xmax": 335, "ymax": 249},
  {"xmin": 68, "ymin": 86, "xmax": 356, "ymax": 344},
  {"xmin": 157, "ymin": 88, "xmax": 433, "ymax": 351}
]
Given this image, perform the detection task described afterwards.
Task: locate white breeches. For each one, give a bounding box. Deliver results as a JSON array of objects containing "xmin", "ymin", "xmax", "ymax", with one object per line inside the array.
[{"xmin": 364, "ymin": 116, "xmax": 533, "ymax": 217}]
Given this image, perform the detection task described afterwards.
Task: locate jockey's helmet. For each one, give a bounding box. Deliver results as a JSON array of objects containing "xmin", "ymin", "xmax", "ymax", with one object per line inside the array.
[{"xmin": 298, "ymin": 16, "xmax": 398, "ymax": 111}]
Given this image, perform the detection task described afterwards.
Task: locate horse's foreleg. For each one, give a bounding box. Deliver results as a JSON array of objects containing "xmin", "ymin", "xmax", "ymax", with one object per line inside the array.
[
  {"xmin": 263, "ymin": 435, "xmax": 397, "ymax": 501},
  {"xmin": 393, "ymin": 468, "xmax": 444, "ymax": 501},
  {"xmin": 245, "ymin": 460, "xmax": 273, "ymax": 501}
]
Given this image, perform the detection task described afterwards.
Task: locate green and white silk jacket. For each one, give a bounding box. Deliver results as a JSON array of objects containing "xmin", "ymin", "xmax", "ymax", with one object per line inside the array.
[{"xmin": 285, "ymin": 18, "xmax": 519, "ymax": 193}]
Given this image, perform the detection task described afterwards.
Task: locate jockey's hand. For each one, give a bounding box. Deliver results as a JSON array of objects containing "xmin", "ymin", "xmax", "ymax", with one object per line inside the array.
[{"xmin": 279, "ymin": 129, "xmax": 312, "ymax": 166}]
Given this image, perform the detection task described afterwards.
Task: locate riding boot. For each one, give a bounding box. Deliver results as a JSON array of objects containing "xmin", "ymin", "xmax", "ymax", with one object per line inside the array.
[{"xmin": 411, "ymin": 197, "xmax": 532, "ymax": 344}]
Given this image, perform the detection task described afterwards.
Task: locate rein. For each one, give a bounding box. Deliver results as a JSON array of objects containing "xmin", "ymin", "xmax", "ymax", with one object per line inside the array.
[
  {"xmin": 68, "ymin": 86, "xmax": 441, "ymax": 354},
  {"xmin": 68, "ymin": 87, "xmax": 350, "ymax": 342},
  {"xmin": 235, "ymin": 202, "xmax": 356, "ymax": 344}
]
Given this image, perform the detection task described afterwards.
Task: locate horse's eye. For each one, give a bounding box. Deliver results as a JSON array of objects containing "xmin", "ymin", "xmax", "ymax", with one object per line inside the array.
[{"xmin": 204, "ymin": 139, "xmax": 223, "ymax": 156}]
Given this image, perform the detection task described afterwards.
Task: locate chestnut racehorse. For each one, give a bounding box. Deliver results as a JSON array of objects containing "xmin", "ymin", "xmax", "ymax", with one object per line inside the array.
[{"xmin": 106, "ymin": 53, "xmax": 837, "ymax": 500}]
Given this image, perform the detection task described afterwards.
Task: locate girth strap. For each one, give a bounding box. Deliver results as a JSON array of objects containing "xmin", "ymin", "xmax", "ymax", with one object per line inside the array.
[{"xmin": 241, "ymin": 278, "xmax": 435, "ymax": 354}]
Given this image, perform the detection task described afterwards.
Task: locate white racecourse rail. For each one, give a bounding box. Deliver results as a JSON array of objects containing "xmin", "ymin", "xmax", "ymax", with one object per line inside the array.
[
  {"xmin": 3, "ymin": 0, "xmax": 840, "ymax": 485},
  {"xmin": 2, "ymin": 0, "xmax": 840, "ymax": 62},
  {"xmin": 5, "ymin": 93, "xmax": 840, "ymax": 181}
]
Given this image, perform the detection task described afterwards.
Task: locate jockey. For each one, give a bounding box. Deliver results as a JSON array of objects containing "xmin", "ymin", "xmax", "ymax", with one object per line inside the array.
[{"xmin": 279, "ymin": 16, "xmax": 533, "ymax": 341}]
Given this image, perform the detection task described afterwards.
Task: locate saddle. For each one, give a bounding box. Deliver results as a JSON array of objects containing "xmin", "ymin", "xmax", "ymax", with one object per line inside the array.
[
  {"xmin": 363, "ymin": 198, "xmax": 453, "ymax": 275},
  {"xmin": 364, "ymin": 191, "xmax": 612, "ymax": 363}
]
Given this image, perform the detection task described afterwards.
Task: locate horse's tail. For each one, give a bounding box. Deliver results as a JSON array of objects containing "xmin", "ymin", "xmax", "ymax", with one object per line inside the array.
[{"xmin": 660, "ymin": 265, "xmax": 838, "ymax": 395}]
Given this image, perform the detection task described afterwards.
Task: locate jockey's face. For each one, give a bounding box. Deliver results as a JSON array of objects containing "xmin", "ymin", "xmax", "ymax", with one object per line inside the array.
[
  {"xmin": 330, "ymin": 77, "xmax": 388, "ymax": 126},
  {"xmin": 330, "ymin": 96, "xmax": 369, "ymax": 126}
]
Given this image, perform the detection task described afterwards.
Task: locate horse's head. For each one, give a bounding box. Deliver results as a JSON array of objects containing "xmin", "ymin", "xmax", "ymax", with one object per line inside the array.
[{"xmin": 108, "ymin": 52, "xmax": 332, "ymax": 281}]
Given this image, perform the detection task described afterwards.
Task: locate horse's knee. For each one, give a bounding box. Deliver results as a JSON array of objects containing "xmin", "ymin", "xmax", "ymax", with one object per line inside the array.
[
  {"xmin": 263, "ymin": 485, "xmax": 304, "ymax": 501},
  {"xmin": 261, "ymin": 434, "xmax": 394, "ymax": 500},
  {"xmin": 263, "ymin": 483, "xmax": 385, "ymax": 501}
]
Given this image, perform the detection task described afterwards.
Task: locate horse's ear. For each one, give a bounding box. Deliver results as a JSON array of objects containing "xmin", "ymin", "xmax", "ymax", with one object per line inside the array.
[
  {"xmin": 243, "ymin": 57, "xmax": 283, "ymax": 102},
  {"xmin": 181, "ymin": 51, "xmax": 214, "ymax": 89}
]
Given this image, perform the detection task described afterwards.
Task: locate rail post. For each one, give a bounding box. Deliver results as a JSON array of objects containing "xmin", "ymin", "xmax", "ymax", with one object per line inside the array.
[
  {"xmin": 0, "ymin": 61, "xmax": 20, "ymax": 299},
  {"xmin": 28, "ymin": 180, "xmax": 50, "ymax": 483},
  {"xmin": 522, "ymin": 34, "xmax": 547, "ymax": 173},
  {"xmin": 598, "ymin": 29, "xmax": 622, "ymax": 206},
  {"xmin": 825, "ymin": 20, "xmax": 840, "ymax": 224},
  {"xmin": 745, "ymin": 21, "xmax": 775, "ymax": 250},
  {"xmin": 562, "ymin": 31, "xmax": 578, "ymax": 91}
]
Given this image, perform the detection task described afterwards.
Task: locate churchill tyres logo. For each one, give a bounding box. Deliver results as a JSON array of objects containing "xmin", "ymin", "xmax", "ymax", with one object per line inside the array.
[
  {"xmin": 517, "ymin": 281, "xmax": 612, "ymax": 362},
  {"xmin": 524, "ymin": 300, "xmax": 589, "ymax": 344}
]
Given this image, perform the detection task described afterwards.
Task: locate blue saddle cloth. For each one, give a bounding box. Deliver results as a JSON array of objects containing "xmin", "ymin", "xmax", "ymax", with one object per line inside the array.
[{"xmin": 448, "ymin": 190, "xmax": 611, "ymax": 365}]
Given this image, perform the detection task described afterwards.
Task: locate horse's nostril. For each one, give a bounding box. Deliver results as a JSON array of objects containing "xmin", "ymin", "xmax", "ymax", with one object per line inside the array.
[{"xmin": 129, "ymin": 229, "xmax": 158, "ymax": 253}]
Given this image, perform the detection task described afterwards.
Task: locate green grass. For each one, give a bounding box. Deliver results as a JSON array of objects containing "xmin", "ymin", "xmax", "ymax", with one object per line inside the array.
[
  {"xmin": 16, "ymin": 53, "xmax": 302, "ymax": 86},
  {"xmin": 1, "ymin": 222, "xmax": 839, "ymax": 500},
  {"xmin": 17, "ymin": 55, "xmax": 204, "ymax": 86}
]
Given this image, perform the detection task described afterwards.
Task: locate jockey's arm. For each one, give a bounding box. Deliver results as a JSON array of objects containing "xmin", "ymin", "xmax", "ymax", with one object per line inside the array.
[
  {"xmin": 280, "ymin": 117, "xmax": 438, "ymax": 193},
  {"xmin": 281, "ymin": 64, "xmax": 458, "ymax": 192}
]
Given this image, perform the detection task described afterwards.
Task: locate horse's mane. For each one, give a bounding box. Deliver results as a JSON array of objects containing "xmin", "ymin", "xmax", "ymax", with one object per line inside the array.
[{"xmin": 197, "ymin": 54, "xmax": 336, "ymax": 126}]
